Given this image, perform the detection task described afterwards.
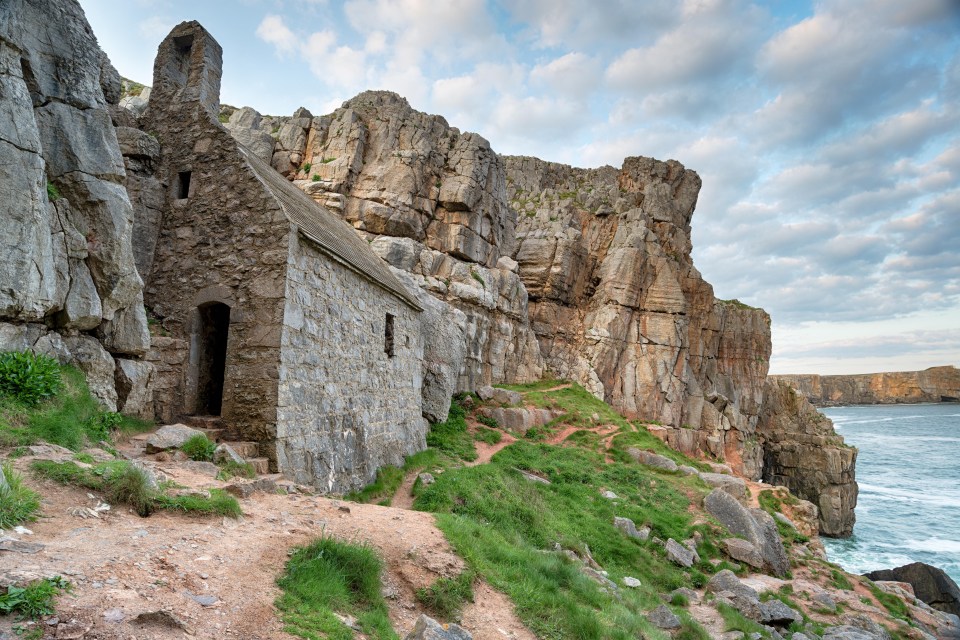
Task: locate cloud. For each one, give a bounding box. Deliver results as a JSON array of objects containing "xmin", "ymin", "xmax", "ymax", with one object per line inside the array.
[
  {"xmin": 256, "ymin": 14, "xmax": 298, "ymax": 55},
  {"xmin": 530, "ymin": 52, "xmax": 600, "ymax": 96}
]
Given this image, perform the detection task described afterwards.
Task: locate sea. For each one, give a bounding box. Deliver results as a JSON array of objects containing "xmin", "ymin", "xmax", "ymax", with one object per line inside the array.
[{"xmin": 820, "ymin": 403, "xmax": 960, "ymax": 584}]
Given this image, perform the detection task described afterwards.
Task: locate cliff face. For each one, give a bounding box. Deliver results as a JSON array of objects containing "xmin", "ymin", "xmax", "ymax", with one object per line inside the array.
[
  {"xmin": 758, "ymin": 380, "xmax": 858, "ymax": 536},
  {"xmin": 772, "ymin": 366, "xmax": 960, "ymax": 406},
  {"xmin": 506, "ymin": 156, "xmax": 772, "ymax": 479},
  {"xmin": 0, "ymin": 0, "xmax": 152, "ymax": 415}
]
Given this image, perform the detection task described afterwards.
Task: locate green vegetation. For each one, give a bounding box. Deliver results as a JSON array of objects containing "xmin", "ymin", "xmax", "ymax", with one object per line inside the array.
[
  {"xmin": 31, "ymin": 460, "xmax": 241, "ymax": 518},
  {"xmin": 0, "ymin": 354, "xmax": 151, "ymax": 451},
  {"xmin": 718, "ymin": 298, "xmax": 758, "ymax": 311},
  {"xmin": 717, "ymin": 602, "xmax": 768, "ymax": 636},
  {"xmin": 321, "ymin": 157, "xmax": 336, "ymax": 164},
  {"xmin": 46, "ymin": 181, "xmax": 61, "ymax": 202},
  {"xmin": 0, "ymin": 351, "xmax": 62, "ymax": 406},
  {"xmin": 829, "ymin": 568, "xmax": 854, "ymax": 591},
  {"xmin": 0, "ymin": 463, "xmax": 41, "ymax": 529},
  {"xmin": 180, "ymin": 433, "xmax": 217, "ymax": 462},
  {"xmin": 425, "ymin": 401, "xmax": 477, "ymax": 462},
  {"xmin": 415, "ymin": 570, "xmax": 474, "ymax": 620},
  {"xmin": 311, "ymin": 174, "xmax": 321, "ymax": 182},
  {"xmin": 301, "ymin": 162, "xmax": 312, "ymax": 173},
  {"xmin": 0, "ymin": 577, "xmax": 71, "ymax": 619},
  {"xmin": 345, "ymin": 449, "xmax": 444, "ymax": 506},
  {"xmin": 276, "ymin": 536, "xmax": 397, "ymax": 640},
  {"xmin": 473, "ymin": 427, "xmax": 502, "ymax": 445},
  {"xmin": 477, "ymin": 414, "xmax": 498, "ymax": 428},
  {"xmin": 217, "ymin": 460, "xmax": 256, "ymax": 480},
  {"xmin": 469, "ymin": 267, "xmax": 486, "ymax": 288},
  {"xmin": 757, "ymin": 489, "xmax": 809, "ymax": 545},
  {"xmin": 865, "ymin": 579, "xmax": 911, "ymax": 622}
]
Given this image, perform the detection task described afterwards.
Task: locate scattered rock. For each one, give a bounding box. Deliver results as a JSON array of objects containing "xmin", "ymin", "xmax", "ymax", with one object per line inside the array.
[
  {"xmin": 602, "ymin": 490, "xmax": 619, "ymax": 500},
  {"xmin": 613, "ymin": 516, "xmax": 649, "ymax": 541},
  {"xmin": 404, "ymin": 614, "xmax": 472, "ymax": 639},
  {"xmin": 185, "ymin": 590, "xmax": 218, "ymax": 607},
  {"xmin": 491, "ymin": 388, "xmax": 522, "ymax": 405},
  {"xmin": 665, "ymin": 538, "xmax": 696, "ymax": 568},
  {"xmin": 145, "ymin": 424, "xmax": 204, "ymax": 453},
  {"xmin": 252, "ymin": 477, "xmax": 278, "ymax": 493},
  {"xmin": 476, "ymin": 386, "xmax": 495, "ymax": 401},
  {"xmin": 626, "ymin": 447, "xmax": 678, "ymax": 472},
  {"xmin": 822, "ymin": 625, "xmax": 884, "ymax": 640},
  {"xmin": 699, "ymin": 472, "xmax": 748, "ymax": 502},
  {"xmin": 213, "ymin": 443, "xmax": 245, "ymax": 465},
  {"xmin": 707, "ymin": 570, "xmax": 760, "ymax": 600},
  {"xmin": 418, "ymin": 473, "xmax": 436, "ymax": 486},
  {"xmin": 669, "ymin": 587, "xmax": 699, "ymax": 604},
  {"xmin": 704, "ymin": 489, "xmax": 790, "ymax": 577},
  {"xmin": 225, "ymin": 483, "xmax": 255, "ymax": 499},
  {"xmin": 102, "ymin": 608, "xmax": 125, "ymax": 622},
  {"xmin": 514, "ymin": 468, "xmax": 550, "ymax": 484},
  {"xmin": 813, "ymin": 591, "xmax": 838, "ymax": 611},
  {"xmin": 0, "ymin": 540, "xmax": 45, "ymax": 554},
  {"xmin": 647, "ymin": 604, "xmax": 682, "ymax": 630},
  {"xmin": 723, "ymin": 538, "xmax": 765, "ymax": 569},
  {"xmin": 774, "ymin": 511, "xmax": 798, "ymax": 531},
  {"xmin": 760, "ymin": 599, "xmax": 803, "ymax": 626},
  {"xmin": 678, "ymin": 465, "xmax": 700, "ymax": 476},
  {"xmin": 706, "ymin": 462, "xmax": 734, "ymax": 474},
  {"xmin": 623, "ymin": 576, "xmax": 641, "ymax": 588},
  {"xmin": 864, "ymin": 562, "xmax": 960, "ymax": 617}
]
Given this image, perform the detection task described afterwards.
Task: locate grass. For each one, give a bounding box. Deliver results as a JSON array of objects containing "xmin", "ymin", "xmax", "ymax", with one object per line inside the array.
[
  {"xmin": 31, "ymin": 460, "xmax": 242, "ymax": 518},
  {"xmin": 0, "ymin": 363, "xmax": 151, "ymax": 451},
  {"xmin": 217, "ymin": 461, "xmax": 256, "ymax": 480},
  {"xmin": 0, "ymin": 463, "xmax": 41, "ymax": 529},
  {"xmin": 415, "ymin": 570, "xmax": 474, "ymax": 621},
  {"xmin": 276, "ymin": 536, "xmax": 397, "ymax": 640},
  {"xmin": 425, "ymin": 401, "xmax": 477, "ymax": 462},
  {"xmin": 346, "ymin": 449, "xmax": 446, "ymax": 505},
  {"xmin": 181, "ymin": 433, "xmax": 216, "ymax": 462},
  {"xmin": 829, "ymin": 568, "xmax": 854, "ymax": 591},
  {"xmin": 413, "ymin": 437, "xmax": 717, "ymax": 639},
  {"xmin": 717, "ymin": 602, "xmax": 768, "ymax": 636},
  {"xmin": 474, "ymin": 427, "xmax": 502, "ymax": 445},
  {"xmin": 0, "ymin": 577, "xmax": 71, "ymax": 619},
  {"xmin": 864, "ymin": 579, "xmax": 911, "ymax": 622}
]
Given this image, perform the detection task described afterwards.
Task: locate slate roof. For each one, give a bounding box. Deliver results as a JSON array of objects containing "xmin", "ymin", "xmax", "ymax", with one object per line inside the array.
[{"xmin": 239, "ymin": 146, "xmax": 422, "ymax": 311}]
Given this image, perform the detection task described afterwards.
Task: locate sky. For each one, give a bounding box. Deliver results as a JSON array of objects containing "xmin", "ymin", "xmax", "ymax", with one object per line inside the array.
[{"xmin": 78, "ymin": 0, "xmax": 960, "ymax": 375}]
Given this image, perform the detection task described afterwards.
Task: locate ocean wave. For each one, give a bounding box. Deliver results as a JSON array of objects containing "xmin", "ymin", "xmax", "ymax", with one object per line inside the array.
[
  {"xmin": 859, "ymin": 483, "xmax": 960, "ymax": 508},
  {"xmin": 904, "ymin": 538, "xmax": 960, "ymax": 554}
]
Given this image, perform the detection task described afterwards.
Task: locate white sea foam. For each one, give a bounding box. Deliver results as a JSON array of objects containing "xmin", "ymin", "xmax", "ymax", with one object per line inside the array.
[
  {"xmin": 904, "ymin": 538, "xmax": 960, "ymax": 554},
  {"xmin": 859, "ymin": 483, "xmax": 960, "ymax": 508}
]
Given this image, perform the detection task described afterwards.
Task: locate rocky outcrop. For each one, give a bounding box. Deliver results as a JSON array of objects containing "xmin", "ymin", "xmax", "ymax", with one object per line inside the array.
[
  {"xmin": 0, "ymin": 0, "xmax": 151, "ymax": 411},
  {"xmin": 772, "ymin": 366, "xmax": 960, "ymax": 406},
  {"xmin": 758, "ymin": 379, "xmax": 858, "ymax": 536},
  {"xmin": 865, "ymin": 562, "xmax": 960, "ymax": 617},
  {"xmin": 506, "ymin": 156, "xmax": 771, "ymax": 480}
]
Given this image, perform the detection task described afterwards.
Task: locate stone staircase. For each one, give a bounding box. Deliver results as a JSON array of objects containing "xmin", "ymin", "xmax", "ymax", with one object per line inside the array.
[{"xmin": 183, "ymin": 416, "xmax": 271, "ymax": 475}]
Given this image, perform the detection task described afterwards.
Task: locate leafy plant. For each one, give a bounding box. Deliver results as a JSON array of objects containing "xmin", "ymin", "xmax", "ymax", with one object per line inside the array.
[
  {"xmin": 0, "ymin": 577, "xmax": 70, "ymax": 619},
  {"xmin": 311, "ymin": 174, "xmax": 320, "ymax": 182},
  {"xmin": 301, "ymin": 162, "xmax": 311, "ymax": 173},
  {"xmin": 0, "ymin": 351, "xmax": 62, "ymax": 406},
  {"xmin": 0, "ymin": 463, "xmax": 41, "ymax": 529},
  {"xmin": 180, "ymin": 434, "xmax": 217, "ymax": 462},
  {"xmin": 46, "ymin": 182, "xmax": 61, "ymax": 202}
]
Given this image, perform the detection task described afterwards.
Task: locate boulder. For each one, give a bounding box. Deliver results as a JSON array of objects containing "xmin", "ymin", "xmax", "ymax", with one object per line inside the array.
[
  {"xmin": 723, "ymin": 538, "xmax": 764, "ymax": 569},
  {"xmin": 822, "ymin": 628, "xmax": 883, "ymax": 640},
  {"xmin": 63, "ymin": 334, "xmax": 117, "ymax": 411},
  {"xmin": 145, "ymin": 424, "xmax": 205, "ymax": 453},
  {"xmin": 214, "ymin": 443, "xmax": 245, "ymax": 465},
  {"xmin": 759, "ymin": 599, "xmax": 802, "ymax": 626},
  {"xmin": 647, "ymin": 604, "xmax": 682, "ymax": 630},
  {"xmin": 614, "ymin": 516, "xmax": 650, "ymax": 541},
  {"xmin": 476, "ymin": 386, "xmax": 495, "ymax": 401},
  {"xmin": 699, "ymin": 472, "xmax": 747, "ymax": 502},
  {"xmin": 491, "ymin": 388, "xmax": 522, "ymax": 405},
  {"xmin": 403, "ymin": 614, "xmax": 472, "ymax": 640},
  {"xmin": 627, "ymin": 447, "xmax": 679, "ymax": 472},
  {"xmin": 0, "ymin": 465, "xmax": 8, "ymax": 494},
  {"xmin": 707, "ymin": 570, "xmax": 759, "ymax": 601},
  {"xmin": 864, "ymin": 562, "xmax": 960, "ymax": 617},
  {"xmin": 665, "ymin": 538, "xmax": 697, "ymax": 568},
  {"xmin": 114, "ymin": 358, "xmax": 154, "ymax": 419},
  {"xmin": 704, "ymin": 489, "xmax": 790, "ymax": 577},
  {"xmin": 417, "ymin": 473, "xmax": 435, "ymax": 486},
  {"xmin": 623, "ymin": 576, "xmax": 641, "ymax": 588}
]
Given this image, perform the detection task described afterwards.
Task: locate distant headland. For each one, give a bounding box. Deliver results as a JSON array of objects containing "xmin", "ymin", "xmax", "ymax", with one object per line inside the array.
[{"xmin": 771, "ymin": 365, "xmax": 960, "ymax": 407}]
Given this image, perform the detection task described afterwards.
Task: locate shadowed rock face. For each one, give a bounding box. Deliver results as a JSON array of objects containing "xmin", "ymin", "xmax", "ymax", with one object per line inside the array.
[
  {"xmin": 864, "ymin": 562, "xmax": 960, "ymax": 617},
  {"xmin": 758, "ymin": 379, "xmax": 858, "ymax": 536},
  {"xmin": 772, "ymin": 366, "xmax": 960, "ymax": 406}
]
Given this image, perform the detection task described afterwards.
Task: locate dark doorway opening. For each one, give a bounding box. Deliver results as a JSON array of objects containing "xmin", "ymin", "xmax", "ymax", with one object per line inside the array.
[{"xmin": 196, "ymin": 302, "xmax": 230, "ymax": 415}]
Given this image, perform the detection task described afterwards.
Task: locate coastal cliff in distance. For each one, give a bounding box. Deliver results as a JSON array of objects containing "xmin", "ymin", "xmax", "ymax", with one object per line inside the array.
[{"xmin": 772, "ymin": 365, "xmax": 960, "ymax": 406}]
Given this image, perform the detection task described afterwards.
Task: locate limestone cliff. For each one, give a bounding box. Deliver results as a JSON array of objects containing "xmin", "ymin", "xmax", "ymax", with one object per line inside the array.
[
  {"xmin": 0, "ymin": 0, "xmax": 152, "ymax": 415},
  {"xmin": 757, "ymin": 380, "xmax": 858, "ymax": 536},
  {"xmin": 772, "ymin": 366, "xmax": 960, "ymax": 406},
  {"xmin": 218, "ymin": 93, "xmax": 855, "ymax": 533}
]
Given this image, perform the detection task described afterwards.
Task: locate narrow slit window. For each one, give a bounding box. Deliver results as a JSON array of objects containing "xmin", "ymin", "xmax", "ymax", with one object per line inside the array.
[
  {"xmin": 384, "ymin": 313, "xmax": 395, "ymax": 357},
  {"xmin": 177, "ymin": 171, "xmax": 192, "ymax": 199}
]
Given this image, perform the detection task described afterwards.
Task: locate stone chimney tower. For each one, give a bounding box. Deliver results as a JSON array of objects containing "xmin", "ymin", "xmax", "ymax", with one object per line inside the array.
[{"xmin": 148, "ymin": 21, "xmax": 222, "ymax": 115}]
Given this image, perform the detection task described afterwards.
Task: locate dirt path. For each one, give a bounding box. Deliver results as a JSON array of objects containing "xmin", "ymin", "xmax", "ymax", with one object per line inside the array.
[
  {"xmin": 391, "ymin": 468, "xmax": 419, "ymax": 510},
  {"xmin": 469, "ymin": 431, "xmax": 518, "ymax": 467},
  {"xmin": 1, "ymin": 452, "xmax": 535, "ymax": 640}
]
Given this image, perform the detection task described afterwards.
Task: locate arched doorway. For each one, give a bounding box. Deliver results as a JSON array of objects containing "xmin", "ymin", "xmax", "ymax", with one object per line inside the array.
[{"xmin": 196, "ymin": 302, "xmax": 230, "ymax": 416}]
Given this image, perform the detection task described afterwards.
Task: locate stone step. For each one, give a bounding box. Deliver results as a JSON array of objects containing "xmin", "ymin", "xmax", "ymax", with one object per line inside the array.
[
  {"xmin": 184, "ymin": 415, "xmax": 224, "ymax": 430},
  {"xmin": 247, "ymin": 457, "xmax": 270, "ymax": 475},
  {"xmin": 195, "ymin": 428, "xmax": 225, "ymax": 443},
  {"xmin": 223, "ymin": 441, "xmax": 259, "ymax": 458}
]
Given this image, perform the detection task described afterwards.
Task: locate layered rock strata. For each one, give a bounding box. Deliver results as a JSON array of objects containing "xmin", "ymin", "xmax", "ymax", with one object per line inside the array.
[
  {"xmin": 0, "ymin": 0, "xmax": 151, "ymax": 411},
  {"xmin": 757, "ymin": 380, "xmax": 858, "ymax": 536},
  {"xmin": 772, "ymin": 366, "xmax": 960, "ymax": 406}
]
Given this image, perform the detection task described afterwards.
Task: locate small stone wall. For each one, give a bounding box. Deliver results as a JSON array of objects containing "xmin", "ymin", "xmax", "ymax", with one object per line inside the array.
[{"xmin": 276, "ymin": 233, "xmax": 427, "ymax": 493}]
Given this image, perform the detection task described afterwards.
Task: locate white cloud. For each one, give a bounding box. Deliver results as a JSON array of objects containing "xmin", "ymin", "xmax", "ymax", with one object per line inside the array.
[
  {"xmin": 256, "ymin": 14, "xmax": 298, "ymax": 55},
  {"xmin": 530, "ymin": 52, "xmax": 600, "ymax": 96}
]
